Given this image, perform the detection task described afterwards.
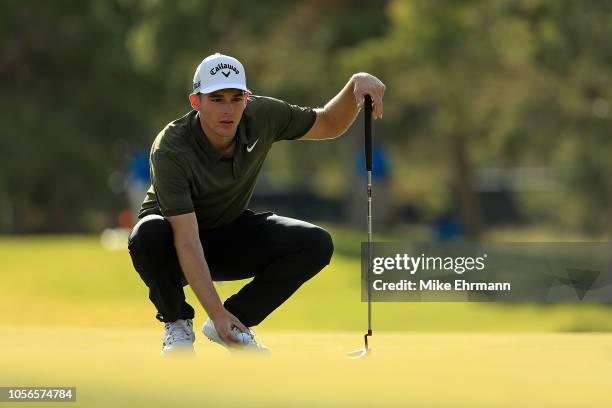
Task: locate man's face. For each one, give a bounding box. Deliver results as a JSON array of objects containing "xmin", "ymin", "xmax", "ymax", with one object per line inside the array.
[{"xmin": 190, "ymin": 89, "xmax": 248, "ymax": 140}]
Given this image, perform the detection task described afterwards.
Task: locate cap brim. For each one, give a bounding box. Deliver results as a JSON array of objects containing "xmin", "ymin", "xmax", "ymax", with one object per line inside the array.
[{"xmin": 196, "ymin": 83, "xmax": 249, "ymax": 95}]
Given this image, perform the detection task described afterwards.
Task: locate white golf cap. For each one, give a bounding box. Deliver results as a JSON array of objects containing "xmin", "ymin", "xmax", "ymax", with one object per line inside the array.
[{"xmin": 191, "ymin": 53, "xmax": 248, "ymax": 95}]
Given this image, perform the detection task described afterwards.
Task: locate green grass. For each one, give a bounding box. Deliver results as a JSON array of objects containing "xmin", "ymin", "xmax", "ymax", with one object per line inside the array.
[
  {"xmin": 1, "ymin": 327, "xmax": 611, "ymax": 407},
  {"xmin": 1, "ymin": 229, "xmax": 611, "ymax": 332},
  {"xmin": 1, "ymin": 230, "xmax": 611, "ymax": 407}
]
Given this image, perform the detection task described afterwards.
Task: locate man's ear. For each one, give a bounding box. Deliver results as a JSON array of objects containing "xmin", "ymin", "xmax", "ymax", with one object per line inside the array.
[
  {"xmin": 242, "ymin": 92, "xmax": 250, "ymax": 107},
  {"xmin": 189, "ymin": 94, "xmax": 201, "ymax": 110}
]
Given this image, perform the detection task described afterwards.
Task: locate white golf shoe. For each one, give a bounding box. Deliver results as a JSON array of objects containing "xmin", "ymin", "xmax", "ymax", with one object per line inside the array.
[
  {"xmin": 161, "ymin": 319, "xmax": 195, "ymax": 355},
  {"xmin": 202, "ymin": 318, "xmax": 270, "ymax": 352}
]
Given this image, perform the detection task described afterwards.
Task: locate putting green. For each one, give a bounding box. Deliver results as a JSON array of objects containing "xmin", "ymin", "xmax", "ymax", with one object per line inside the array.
[
  {"xmin": 1, "ymin": 326, "xmax": 610, "ymax": 407},
  {"xmin": 2, "ymin": 234, "xmax": 612, "ymax": 332},
  {"xmin": 2, "ymin": 233, "xmax": 611, "ymax": 406}
]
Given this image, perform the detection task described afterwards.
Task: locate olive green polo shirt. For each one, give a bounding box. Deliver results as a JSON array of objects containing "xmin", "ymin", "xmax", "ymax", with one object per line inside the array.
[{"xmin": 138, "ymin": 95, "xmax": 317, "ymax": 229}]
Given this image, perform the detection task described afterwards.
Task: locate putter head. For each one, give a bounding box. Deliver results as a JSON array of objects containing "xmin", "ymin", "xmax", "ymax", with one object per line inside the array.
[
  {"xmin": 346, "ymin": 330, "xmax": 372, "ymax": 360},
  {"xmin": 346, "ymin": 347, "xmax": 370, "ymax": 359}
]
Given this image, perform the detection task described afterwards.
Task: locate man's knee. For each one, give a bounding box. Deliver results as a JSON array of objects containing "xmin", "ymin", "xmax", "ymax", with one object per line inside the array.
[
  {"xmin": 305, "ymin": 227, "xmax": 334, "ymax": 269},
  {"xmin": 128, "ymin": 215, "xmax": 178, "ymax": 284},
  {"xmin": 128, "ymin": 215, "xmax": 173, "ymax": 253}
]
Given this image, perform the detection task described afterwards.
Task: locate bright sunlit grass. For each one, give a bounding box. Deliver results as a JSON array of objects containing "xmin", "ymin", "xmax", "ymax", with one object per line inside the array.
[
  {"xmin": 1, "ymin": 230, "xmax": 612, "ymax": 406},
  {"xmin": 1, "ymin": 231, "xmax": 611, "ymax": 332},
  {"xmin": 1, "ymin": 326, "xmax": 610, "ymax": 407}
]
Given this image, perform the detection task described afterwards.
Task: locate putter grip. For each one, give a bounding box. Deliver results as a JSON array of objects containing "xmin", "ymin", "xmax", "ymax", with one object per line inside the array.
[{"xmin": 364, "ymin": 95, "xmax": 373, "ymax": 172}]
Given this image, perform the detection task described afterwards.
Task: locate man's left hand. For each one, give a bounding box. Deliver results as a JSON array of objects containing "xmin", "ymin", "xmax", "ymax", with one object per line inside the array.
[{"xmin": 352, "ymin": 73, "xmax": 386, "ymax": 119}]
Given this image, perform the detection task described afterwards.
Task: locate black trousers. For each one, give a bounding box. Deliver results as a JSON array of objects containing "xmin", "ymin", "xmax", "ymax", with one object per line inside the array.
[{"xmin": 127, "ymin": 210, "xmax": 334, "ymax": 327}]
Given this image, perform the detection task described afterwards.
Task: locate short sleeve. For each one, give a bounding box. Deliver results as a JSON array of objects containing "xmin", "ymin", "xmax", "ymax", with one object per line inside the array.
[
  {"xmin": 150, "ymin": 151, "xmax": 194, "ymax": 216},
  {"xmin": 265, "ymin": 97, "xmax": 317, "ymax": 142}
]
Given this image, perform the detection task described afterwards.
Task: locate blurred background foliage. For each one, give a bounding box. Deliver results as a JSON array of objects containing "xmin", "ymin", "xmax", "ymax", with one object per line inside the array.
[{"xmin": 1, "ymin": 0, "xmax": 610, "ymax": 236}]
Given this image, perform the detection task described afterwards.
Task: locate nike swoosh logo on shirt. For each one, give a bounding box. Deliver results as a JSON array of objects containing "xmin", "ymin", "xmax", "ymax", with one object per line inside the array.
[{"xmin": 246, "ymin": 138, "xmax": 259, "ymax": 152}]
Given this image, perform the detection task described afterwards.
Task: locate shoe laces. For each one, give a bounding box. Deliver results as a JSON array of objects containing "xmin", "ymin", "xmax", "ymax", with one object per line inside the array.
[{"xmin": 164, "ymin": 319, "xmax": 194, "ymax": 343}]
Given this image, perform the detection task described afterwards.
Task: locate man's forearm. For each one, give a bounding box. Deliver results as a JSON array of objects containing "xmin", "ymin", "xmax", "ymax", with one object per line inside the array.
[
  {"xmin": 304, "ymin": 72, "xmax": 384, "ymax": 140},
  {"xmin": 173, "ymin": 240, "xmax": 225, "ymax": 319},
  {"xmin": 316, "ymin": 75, "xmax": 361, "ymax": 138}
]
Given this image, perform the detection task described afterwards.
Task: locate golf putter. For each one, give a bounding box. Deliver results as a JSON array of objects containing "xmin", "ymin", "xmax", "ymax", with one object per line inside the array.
[{"xmin": 347, "ymin": 95, "xmax": 374, "ymax": 360}]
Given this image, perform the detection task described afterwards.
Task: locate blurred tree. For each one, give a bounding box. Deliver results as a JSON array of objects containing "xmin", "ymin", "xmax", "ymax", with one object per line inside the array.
[
  {"xmin": 1, "ymin": 0, "xmax": 149, "ymax": 232},
  {"xmin": 0, "ymin": 0, "xmax": 609, "ymax": 235},
  {"xmin": 338, "ymin": 0, "xmax": 612, "ymax": 236}
]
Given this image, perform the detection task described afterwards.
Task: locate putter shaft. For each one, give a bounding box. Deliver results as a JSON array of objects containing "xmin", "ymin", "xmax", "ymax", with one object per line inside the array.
[
  {"xmin": 367, "ymin": 170, "xmax": 372, "ymax": 339},
  {"xmin": 364, "ymin": 94, "xmax": 373, "ymax": 350}
]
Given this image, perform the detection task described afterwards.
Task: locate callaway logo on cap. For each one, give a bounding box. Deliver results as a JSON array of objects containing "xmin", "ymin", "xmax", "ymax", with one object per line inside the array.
[{"xmin": 192, "ymin": 53, "xmax": 248, "ymax": 95}]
